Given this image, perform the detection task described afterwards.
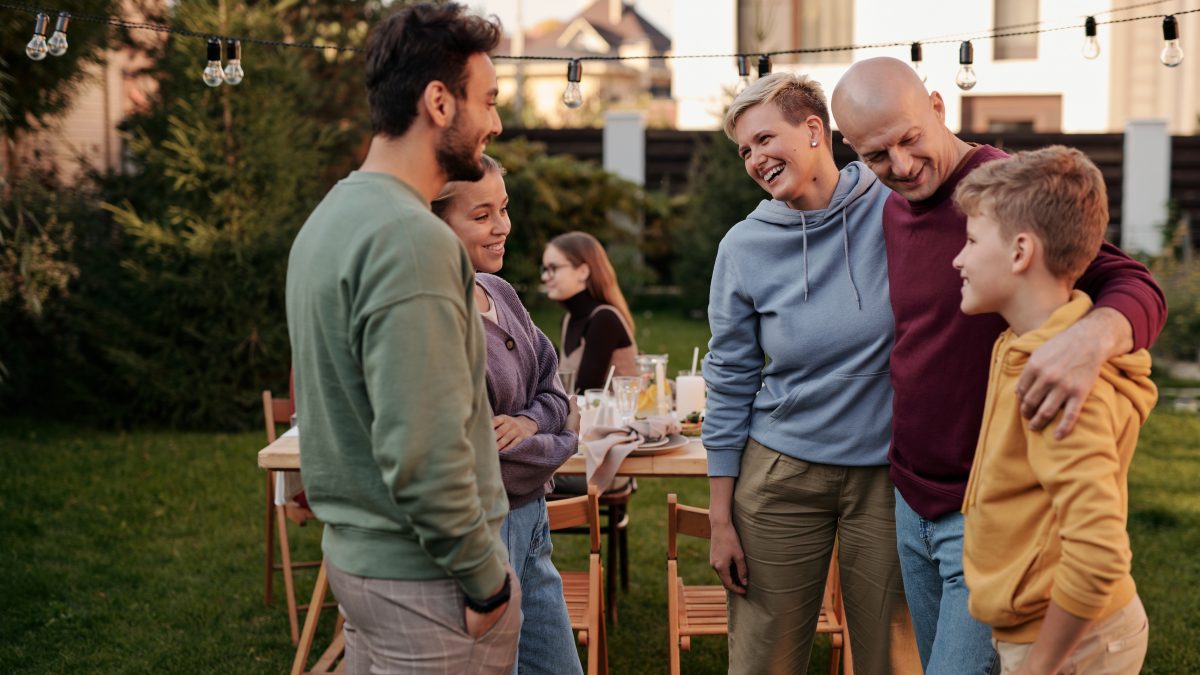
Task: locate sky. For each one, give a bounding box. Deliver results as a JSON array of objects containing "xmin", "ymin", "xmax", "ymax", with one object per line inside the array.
[{"xmin": 468, "ymin": 0, "xmax": 673, "ymax": 39}]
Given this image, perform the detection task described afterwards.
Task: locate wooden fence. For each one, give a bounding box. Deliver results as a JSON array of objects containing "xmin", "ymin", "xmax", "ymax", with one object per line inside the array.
[{"xmin": 499, "ymin": 127, "xmax": 1200, "ymax": 247}]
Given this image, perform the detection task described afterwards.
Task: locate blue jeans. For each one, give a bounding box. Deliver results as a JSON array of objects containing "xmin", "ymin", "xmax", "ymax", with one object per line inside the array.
[
  {"xmin": 501, "ymin": 497, "xmax": 584, "ymax": 675},
  {"xmin": 895, "ymin": 489, "xmax": 999, "ymax": 675}
]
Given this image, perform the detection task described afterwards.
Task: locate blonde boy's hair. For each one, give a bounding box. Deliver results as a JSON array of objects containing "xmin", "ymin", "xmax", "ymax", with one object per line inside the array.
[
  {"xmin": 954, "ymin": 145, "xmax": 1107, "ymax": 282},
  {"xmin": 722, "ymin": 72, "xmax": 832, "ymax": 146}
]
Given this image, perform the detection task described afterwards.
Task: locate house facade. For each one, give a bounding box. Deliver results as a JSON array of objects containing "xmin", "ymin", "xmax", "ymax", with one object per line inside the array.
[{"xmin": 672, "ymin": 0, "xmax": 1200, "ymax": 134}]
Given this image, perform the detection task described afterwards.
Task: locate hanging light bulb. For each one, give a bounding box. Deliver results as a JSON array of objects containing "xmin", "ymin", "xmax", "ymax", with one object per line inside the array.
[
  {"xmin": 1160, "ymin": 15, "xmax": 1184, "ymax": 67},
  {"xmin": 202, "ymin": 38, "xmax": 225, "ymax": 87},
  {"xmin": 956, "ymin": 40, "xmax": 977, "ymax": 91},
  {"xmin": 223, "ymin": 39, "xmax": 244, "ymax": 85},
  {"xmin": 758, "ymin": 54, "xmax": 771, "ymax": 77},
  {"xmin": 26, "ymin": 13, "xmax": 49, "ymax": 61},
  {"xmin": 735, "ymin": 56, "xmax": 751, "ymax": 93},
  {"xmin": 910, "ymin": 42, "xmax": 927, "ymax": 83},
  {"xmin": 47, "ymin": 12, "xmax": 70, "ymax": 57},
  {"xmin": 1082, "ymin": 16, "xmax": 1100, "ymax": 60},
  {"xmin": 562, "ymin": 59, "xmax": 583, "ymax": 109}
]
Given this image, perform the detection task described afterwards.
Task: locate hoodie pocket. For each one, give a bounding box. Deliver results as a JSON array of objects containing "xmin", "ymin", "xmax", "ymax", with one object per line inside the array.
[{"xmin": 767, "ymin": 384, "xmax": 806, "ymax": 424}]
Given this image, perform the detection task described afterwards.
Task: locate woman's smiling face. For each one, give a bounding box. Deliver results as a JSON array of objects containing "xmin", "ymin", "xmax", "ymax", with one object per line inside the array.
[{"xmin": 441, "ymin": 170, "xmax": 511, "ymax": 274}]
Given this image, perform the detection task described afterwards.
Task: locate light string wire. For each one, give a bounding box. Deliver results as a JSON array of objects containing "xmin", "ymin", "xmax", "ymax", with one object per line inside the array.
[{"xmin": 2, "ymin": 0, "xmax": 1198, "ymax": 61}]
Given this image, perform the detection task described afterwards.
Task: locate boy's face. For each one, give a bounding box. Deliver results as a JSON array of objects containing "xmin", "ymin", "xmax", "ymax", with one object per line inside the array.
[{"xmin": 952, "ymin": 212, "xmax": 1017, "ymax": 315}]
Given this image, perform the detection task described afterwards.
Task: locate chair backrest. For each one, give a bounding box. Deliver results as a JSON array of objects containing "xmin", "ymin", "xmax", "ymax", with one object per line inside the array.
[
  {"xmin": 667, "ymin": 493, "xmax": 711, "ymax": 559},
  {"xmin": 547, "ymin": 485, "xmax": 601, "ymax": 554},
  {"xmin": 262, "ymin": 390, "xmax": 292, "ymax": 444}
]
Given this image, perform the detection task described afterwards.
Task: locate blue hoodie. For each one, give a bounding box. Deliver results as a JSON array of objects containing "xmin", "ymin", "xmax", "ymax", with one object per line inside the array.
[{"xmin": 703, "ymin": 161, "xmax": 894, "ymax": 476}]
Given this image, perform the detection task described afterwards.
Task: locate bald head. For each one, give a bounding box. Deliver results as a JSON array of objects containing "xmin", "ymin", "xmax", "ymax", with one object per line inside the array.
[
  {"xmin": 831, "ymin": 57, "xmax": 969, "ymax": 202},
  {"xmin": 832, "ymin": 58, "xmax": 930, "ymax": 132}
]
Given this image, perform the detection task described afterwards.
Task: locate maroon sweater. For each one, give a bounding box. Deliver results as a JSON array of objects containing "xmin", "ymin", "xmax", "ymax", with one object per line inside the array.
[{"xmin": 885, "ymin": 144, "xmax": 1167, "ymax": 519}]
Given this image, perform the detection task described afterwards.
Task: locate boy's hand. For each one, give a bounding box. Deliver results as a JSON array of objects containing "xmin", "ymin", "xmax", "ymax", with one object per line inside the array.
[{"xmin": 1018, "ymin": 307, "xmax": 1131, "ymax": 440}]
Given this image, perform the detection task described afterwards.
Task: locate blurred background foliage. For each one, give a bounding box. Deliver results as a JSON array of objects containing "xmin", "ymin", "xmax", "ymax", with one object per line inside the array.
[{"xmin": 0, "ymin": 0, "xmax": 702, "ymax": 430}]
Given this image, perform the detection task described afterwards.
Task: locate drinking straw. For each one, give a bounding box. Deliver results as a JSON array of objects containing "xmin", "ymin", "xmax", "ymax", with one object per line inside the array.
[
  {"xmin": 603, "ymin": 365, "xmax": 617, "ymax": 395},
  {"xmin": 690, "ymin": 346, "xmax": 700, "ymax": 376}
]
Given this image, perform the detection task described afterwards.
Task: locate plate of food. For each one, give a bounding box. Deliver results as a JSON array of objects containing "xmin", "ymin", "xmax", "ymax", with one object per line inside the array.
[
  {"xmin": 629, "ymin": 434, "xmax": 689, "ymax": 456},
  {"xmin": 680, "ymin": 410, "xmax": 703, "ymax": 437}
]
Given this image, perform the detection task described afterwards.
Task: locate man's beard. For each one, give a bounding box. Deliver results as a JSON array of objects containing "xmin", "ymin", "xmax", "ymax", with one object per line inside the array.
[{"xmin": 436, "ymin": 113, "xmax": 486, "ymax": 183}]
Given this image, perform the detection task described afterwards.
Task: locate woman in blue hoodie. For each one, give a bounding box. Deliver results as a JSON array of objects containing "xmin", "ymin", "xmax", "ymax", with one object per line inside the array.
[{"xmin": 703, "ymin": 72, "xmax": 905, "ymax": 674}]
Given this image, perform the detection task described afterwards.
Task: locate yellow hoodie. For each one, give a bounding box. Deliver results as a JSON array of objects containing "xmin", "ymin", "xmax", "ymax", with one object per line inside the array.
[{"xmin": 962, "ymin": 291, "xmax": 1157, "ymax": 642}]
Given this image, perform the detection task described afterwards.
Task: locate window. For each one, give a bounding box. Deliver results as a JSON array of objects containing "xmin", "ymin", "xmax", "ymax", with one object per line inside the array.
[
  {"xmin": 993, "ymin": 0, "xmax": 1038, "ymax": 60},
  {"xmin": 738, "ymin": 0, "xmax": 853, "ymax": 64},
  {"xmin": 961, "ymin": 95, "xmax": 1062, "ymax": 133}
]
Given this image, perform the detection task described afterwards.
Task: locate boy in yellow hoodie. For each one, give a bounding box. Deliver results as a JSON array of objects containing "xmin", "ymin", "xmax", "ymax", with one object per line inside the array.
[{"xmin": 950, "ymin": 145, "xmax": 1157, "ymax": 675}]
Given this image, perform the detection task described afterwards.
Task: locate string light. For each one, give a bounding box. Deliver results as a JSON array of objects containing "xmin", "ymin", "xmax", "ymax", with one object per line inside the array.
[
  {"xmin": 202, "ymin": 38, "xmax": 224, "ymax": 87},
  {"xmin": 735, "ymin": 55, "xmax": 750, "ymax": 94},
  {"xmin": 562, "ymin": 59, "xmax": 582, "ymax": 109},
  {"xmin": 25, "ymin": 12, "xmax": 48, "ymax": 60},
  {"xmin": 1160, "ymin": 15, "xmax": 1183, "ymax": 67},
  {"xmin": 47, "ymin": 11, "xmax": 69, "ymax": 56},
  {"xmin": 956, "ymin": 40, "xmax": 977, "ymax": 91},
  {"xmin": 910, "ymin": 42, "xmax": 927, "ymax": 83},
  {"xmin": 1082, "ymin": 16, "xmax": 1101, "ymax": 60},
  {"xmin": 6, "ymin": 1, "xmax": 1199, "ymax": 99},
  {"xmin": 223, "ymin": 39, "xmax": 244, "ymax": 85}
]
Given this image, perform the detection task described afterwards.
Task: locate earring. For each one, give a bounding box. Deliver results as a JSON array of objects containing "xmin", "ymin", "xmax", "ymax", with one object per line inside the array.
[{"xmin": 810, "ymin": 139, "xmax": 818, "ymax": 148}]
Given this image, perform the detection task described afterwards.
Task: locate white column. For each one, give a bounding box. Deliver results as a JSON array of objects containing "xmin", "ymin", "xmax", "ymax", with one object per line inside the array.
[
  {"xmin": 603, "ymin": 111, "xmax": 645, "ymax": 186},
  {"xmin": 1121, "ymin": 119, "xmax": 1171, "ymax": 256}
]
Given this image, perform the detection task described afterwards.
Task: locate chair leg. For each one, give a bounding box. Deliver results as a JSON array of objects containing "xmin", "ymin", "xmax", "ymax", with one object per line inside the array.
[
  {"xmin": 291, "ymin": 561, "xmax": 329, "ymax": 675},
  {"xmin": 618, "ymin": 518, "xmax": 629, "ymax": 593},
  {"xmin": 277, "ymin": 505, "xmax": 301, "ymax": 644},
  {"xmin": 265, "ymin": 470, "xmax": 276, "ymax": 606},
  {"xmin": 605, "ymin": 507, "xmax": 619, "ymax": 627}
]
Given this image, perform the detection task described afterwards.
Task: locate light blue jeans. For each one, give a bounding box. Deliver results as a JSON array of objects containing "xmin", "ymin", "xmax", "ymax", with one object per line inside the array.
[
  {"xmin": 894, "ymin": 489, "xmax": 999, "ymax": 675},
  {"xmin": 501, "ymin": 497, "xmax": 584, "ymax": 675}
]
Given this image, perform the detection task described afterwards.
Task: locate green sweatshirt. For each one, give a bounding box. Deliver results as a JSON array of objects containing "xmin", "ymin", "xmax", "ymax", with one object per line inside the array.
[{"xmin": 286, "ymin": 171, "xmax": 508, "ymax": 601}]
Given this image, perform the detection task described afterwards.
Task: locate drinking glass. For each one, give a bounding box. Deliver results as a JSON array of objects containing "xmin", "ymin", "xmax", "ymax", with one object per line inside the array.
[
  {"xmin": 557, "ymin": 368, "xmax": 577, "ymax": 396},
  {"xmin": 612, "ymin": 376, "xmax": 642, "ymax": 426},
  {"xmin": 584, "ymin": 388, "xmax": 608, "ymax": 410}
]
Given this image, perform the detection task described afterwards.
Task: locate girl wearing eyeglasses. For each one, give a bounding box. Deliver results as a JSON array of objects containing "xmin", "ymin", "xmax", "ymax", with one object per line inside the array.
[
  {"xmin": 540, "ymin": 231, "xmax": 638, "ymax": 395},
  {"xmin": 433, "ymin": 155, "xmax": 583, "ymax": 675}
]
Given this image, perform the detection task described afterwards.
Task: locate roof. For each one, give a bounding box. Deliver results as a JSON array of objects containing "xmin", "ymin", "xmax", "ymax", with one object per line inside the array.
[{"xmin": 507, "ymin": 0, "xmax": 671, "ymax": 59}]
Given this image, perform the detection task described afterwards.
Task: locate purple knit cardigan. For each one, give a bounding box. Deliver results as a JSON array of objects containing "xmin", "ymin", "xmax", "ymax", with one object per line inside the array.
[{"xmin": 476, "ymin": 273, "xmax": 577, "ymax": 508}]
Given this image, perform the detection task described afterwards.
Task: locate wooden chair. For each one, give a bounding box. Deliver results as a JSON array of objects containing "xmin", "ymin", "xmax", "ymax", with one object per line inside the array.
[
  {"xmin": 263, "ymin": 390, "xmax": 324, "ymax": 644},
  {"xmin": 548, "ymin": 478, "xmax": 634, "ymax": 626},
  {"xmin": 547, "ymin": 485, "xmax": 609, "ymax": 675},
  {"xmin": 666, "ymin": 494, "xmax": 853, "ymax": 675},
  {"xmin": 289, "ymin": 561, "xmax": 346, "ymax": 675}
]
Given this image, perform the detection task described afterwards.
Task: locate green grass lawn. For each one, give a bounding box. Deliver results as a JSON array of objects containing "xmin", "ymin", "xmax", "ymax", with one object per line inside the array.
[{"xmin": 2, "ymin": 307, "xmax": 1197, "ymax": 672}]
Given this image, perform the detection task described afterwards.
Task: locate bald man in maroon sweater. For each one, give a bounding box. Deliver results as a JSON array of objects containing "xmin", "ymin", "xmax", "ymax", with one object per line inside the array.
[{"xmin": 832, "ymin": 58, "xmax": 1166, "ymax": 675}]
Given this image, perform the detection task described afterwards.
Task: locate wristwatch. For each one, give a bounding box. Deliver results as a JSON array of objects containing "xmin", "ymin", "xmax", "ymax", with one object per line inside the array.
[{"xmin": 464, "ymin": 573, "xmax": 511, "ymax": 614}]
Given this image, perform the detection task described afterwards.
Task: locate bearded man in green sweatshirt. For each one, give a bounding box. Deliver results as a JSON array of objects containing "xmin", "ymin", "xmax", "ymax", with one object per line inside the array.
[{"xmin": 286, "ymin": 3, "xmax": 519, "ymax": 671}]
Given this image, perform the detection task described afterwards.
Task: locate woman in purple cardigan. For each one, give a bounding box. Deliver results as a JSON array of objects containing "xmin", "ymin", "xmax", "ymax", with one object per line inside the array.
[{"xmin": 433, "ymin": 155, "xmax": 583, "ymax": 675}]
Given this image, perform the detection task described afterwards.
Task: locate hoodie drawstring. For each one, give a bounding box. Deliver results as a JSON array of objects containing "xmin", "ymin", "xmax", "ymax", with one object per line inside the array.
[
  {"xmin": 841, "ymin": 211, "xmax": 862, "ymax": 310},
  {"xmin": 801, "ymin": 212, "xmax": 809, "ymax": 302}
]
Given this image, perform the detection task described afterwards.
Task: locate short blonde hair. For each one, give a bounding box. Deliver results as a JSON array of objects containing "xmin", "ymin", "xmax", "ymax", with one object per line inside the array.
[
  {"xmin": 431, "ymin": 154, "xmax": 505, "ymax": 218},
  {"xmin": 954, "ymin": 145, "xmax": 1107, "ymax": 282},
  {"xmin": 722, "ymin": 72, "xmax": 832, "ymax": 145}
]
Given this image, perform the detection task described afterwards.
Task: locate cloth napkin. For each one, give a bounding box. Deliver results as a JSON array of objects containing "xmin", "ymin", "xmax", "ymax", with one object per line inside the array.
[{"xmin": 581, "ymin": 416, "xmax": 682, "ymax": 492}]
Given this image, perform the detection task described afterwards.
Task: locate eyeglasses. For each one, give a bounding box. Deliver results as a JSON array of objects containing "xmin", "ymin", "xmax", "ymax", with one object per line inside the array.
[{"xmin": 539, "ymin": 263, "xmax": 576, "ymax": 277}]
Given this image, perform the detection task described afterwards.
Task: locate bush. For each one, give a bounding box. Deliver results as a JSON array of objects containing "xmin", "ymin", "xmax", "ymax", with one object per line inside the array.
[
  {"xmin": 1150, "ymin": 255, "xmax": 1200, "ymax": 364},
  {"xmin": 489, "ymin": 138, "xmax": 677, "ymax": 299},
  {"xmin": 671, "ymin": 131, "xmax": 764, "ymax": 313}
]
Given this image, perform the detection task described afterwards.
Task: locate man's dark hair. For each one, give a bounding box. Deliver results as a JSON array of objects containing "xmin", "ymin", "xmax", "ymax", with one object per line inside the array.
[{"xmin": 365, "ymin": 3, "xmax": 502, "ymax": 137}]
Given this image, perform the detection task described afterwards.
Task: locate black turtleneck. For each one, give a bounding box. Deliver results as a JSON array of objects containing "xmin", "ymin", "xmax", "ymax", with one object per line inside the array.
[{"xmin": 561, "ymin": 290, "xmax": 634, "ymax": 392}]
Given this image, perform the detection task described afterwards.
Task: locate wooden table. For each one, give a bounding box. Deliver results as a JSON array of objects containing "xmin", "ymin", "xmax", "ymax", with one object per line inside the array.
[
  {"xmin": 259, "ymin": 432, "xmax": 710, "ymax": 477},
  {"xmin": 259, "ymin": 431, "xmax": 708, "ymax": 675}
]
